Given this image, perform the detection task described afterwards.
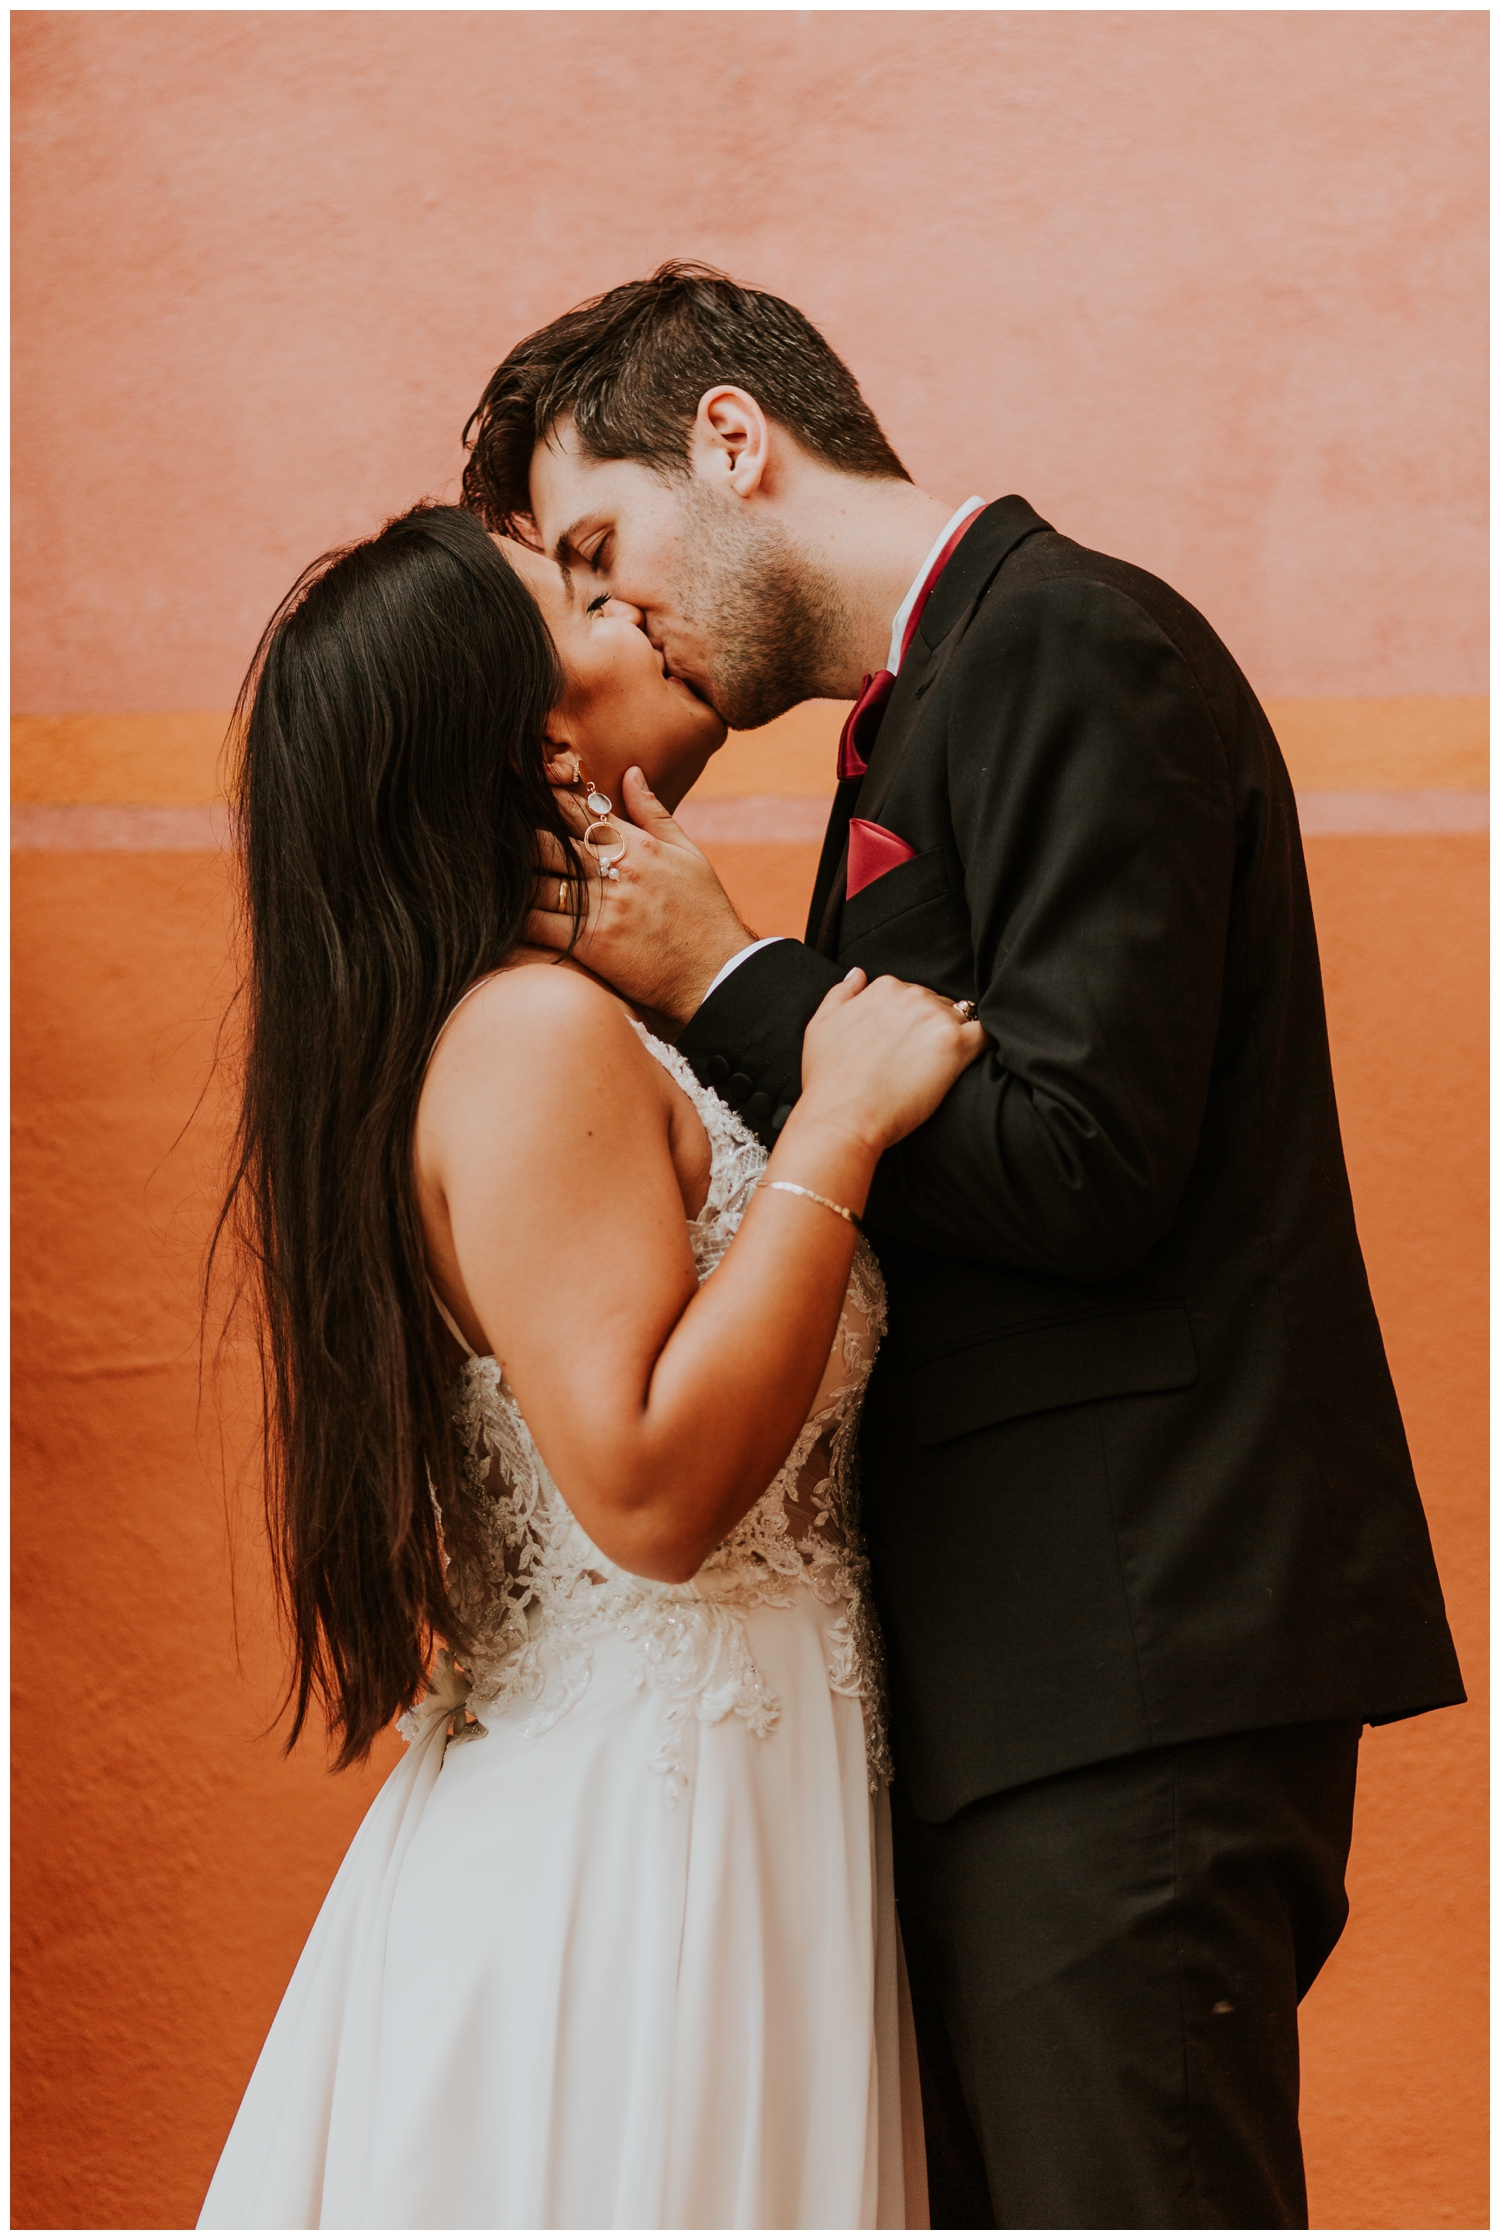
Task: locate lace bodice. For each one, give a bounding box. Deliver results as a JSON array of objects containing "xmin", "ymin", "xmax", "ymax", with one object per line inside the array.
[{"xmin": 401, "ymin": 1023, "xmax": 890, "ymax": 1797}]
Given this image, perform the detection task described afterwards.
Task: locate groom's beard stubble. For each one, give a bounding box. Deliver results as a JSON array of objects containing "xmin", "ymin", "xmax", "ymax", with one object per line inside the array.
[{"xmin": 675, "ymin": 488, "xmax": 855, "ymax": 733}]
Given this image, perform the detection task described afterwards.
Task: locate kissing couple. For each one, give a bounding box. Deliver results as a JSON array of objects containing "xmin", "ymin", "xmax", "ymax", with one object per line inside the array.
[{"xmin": 200, "ymin": 263, "xmax": 1461, "ymax": 2230}]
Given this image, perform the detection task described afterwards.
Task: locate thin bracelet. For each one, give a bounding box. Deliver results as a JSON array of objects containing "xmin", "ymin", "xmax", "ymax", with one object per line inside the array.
[{"xmin": 758, "ymin": 1178, "xmax": 862, "ymax": 1232}]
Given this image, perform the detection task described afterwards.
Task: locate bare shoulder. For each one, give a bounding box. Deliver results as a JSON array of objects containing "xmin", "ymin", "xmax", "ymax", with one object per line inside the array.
[
  {"xmin": 420, "ymin": 961, "xmax": 659, "ymax": 1145},
  {"xmin": 449, "ymin": 959, "xmax": 638, "ymax": 1044}
]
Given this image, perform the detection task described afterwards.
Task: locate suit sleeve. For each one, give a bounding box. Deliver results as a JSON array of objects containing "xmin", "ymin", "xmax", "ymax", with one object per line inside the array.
[
  {"xmin": 676, "ymin": 936, "xmax": 841, "ymax": 1142},
  {"xmin": 863, "ymin": 576, "xmax": 1237, "ymax": 1282}
]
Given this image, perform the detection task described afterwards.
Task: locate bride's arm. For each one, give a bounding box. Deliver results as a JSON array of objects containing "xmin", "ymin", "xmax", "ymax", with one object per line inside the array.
[{"xmin": 417, "ymin": 963, "xmax": 981, "ymax": 1584}]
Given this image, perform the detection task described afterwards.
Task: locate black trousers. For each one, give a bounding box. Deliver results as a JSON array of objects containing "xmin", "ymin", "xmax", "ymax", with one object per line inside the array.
[{"xmin": 894, "ymin": 1720, "xmax": 1361, "ymax": 2229}]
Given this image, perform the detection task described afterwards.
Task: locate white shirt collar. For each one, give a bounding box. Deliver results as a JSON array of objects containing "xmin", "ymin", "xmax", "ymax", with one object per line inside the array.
[{"xmin": 887, "ymin": 496, "xmax": 986, "ymax": 675}]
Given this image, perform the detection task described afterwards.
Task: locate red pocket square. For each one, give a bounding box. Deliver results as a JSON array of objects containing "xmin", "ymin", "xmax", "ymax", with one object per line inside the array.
[{"xmin": 846, "ymin": 817, "xmax": 917, "ymax": 900}]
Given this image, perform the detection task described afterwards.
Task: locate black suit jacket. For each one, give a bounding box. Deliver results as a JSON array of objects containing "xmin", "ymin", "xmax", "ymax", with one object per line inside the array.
[{"xmin": 680, "ymin": 497, "xmax": 1463, "ymax": 1822}]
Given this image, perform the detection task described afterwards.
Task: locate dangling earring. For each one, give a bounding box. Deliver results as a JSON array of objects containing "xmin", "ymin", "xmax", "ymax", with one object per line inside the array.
[{"xmin": 573, "ymin": 762, "xmax": 628, "ymax": 883}]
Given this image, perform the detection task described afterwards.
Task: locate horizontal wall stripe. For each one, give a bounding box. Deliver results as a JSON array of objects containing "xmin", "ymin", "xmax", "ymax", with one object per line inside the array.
[
  {"xmin": 677, "ymin": 796, "xmax": 830, "ymax": 843},
  {"xmin": 11, "ymin": 804, "xmax": 227, "ymax": 850},
  {"xmin": 12, "ymin": 793, "xmax": 1489, "ymax": 852},
  {"xmin": 10, "ymin": 696, "xmax": 1491, "ymax": 806},
  {"xmin": 1295, "ymin": 789, "xmax": 1489, "ymax": 835},
  {"xmin": 1261, "ymin": 696, "xmax": 1488, "ymax": 793},
  {"xmin": 13, "ymin": 711, "xmax": 232, "ymax": 806},
  {"xmin": 12, "ymin": 804, "xmax": 228, "ymax": 850},
  {"xmin": 683, "ymin": 791, "xmax": 1489, "ymax": 842}
]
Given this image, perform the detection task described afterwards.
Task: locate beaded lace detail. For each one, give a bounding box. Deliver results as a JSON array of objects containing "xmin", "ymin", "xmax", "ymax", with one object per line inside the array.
[{"xmin": 399, "ymin": 1023, "xmax": 890, "ymax": 1797}]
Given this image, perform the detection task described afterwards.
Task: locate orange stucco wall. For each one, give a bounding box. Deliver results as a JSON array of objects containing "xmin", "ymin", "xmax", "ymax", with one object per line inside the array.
[{"xmin": 12, "ymin": 12, "xmax": 1486, "ymax": 2231}]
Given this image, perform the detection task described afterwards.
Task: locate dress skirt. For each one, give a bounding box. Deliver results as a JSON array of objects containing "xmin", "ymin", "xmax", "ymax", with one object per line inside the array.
[{"xmin": 198, "ymin": 1591, "xmax": 926, "ymax": 2229}]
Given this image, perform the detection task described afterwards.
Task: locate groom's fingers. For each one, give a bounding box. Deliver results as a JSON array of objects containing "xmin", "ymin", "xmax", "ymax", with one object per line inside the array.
[
  {"xmin": 521, "ymin": 794, "xmax": 753, "ymax": 1017},
  {"xmin": 618, "ymin": 765, "xmax": 680, "ymax": 834},
  {"xmin": 534, "ymin": 828, "xmax": 591, "ymax": 874},
  {"xmin": 525, "ymin": 834, "xmax": 609, "ymax": 949},
  {"xmin": 523, "ymin": 867, "xmax": 603, "ymax": 951},
  {"xmin": 531, "ymin": 828, "xmax": 595, "ymax": 920},
  {"xmin": 522, "ymin": 903, "xmax": 574, "ymax": 953},
  {"xmin": 530, "ymin": 863, "xmax": 587, "ymax": 915}
]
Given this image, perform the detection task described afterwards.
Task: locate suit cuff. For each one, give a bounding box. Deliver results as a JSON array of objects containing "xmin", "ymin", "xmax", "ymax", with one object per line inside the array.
[
  {"xmin": 678, "ymin": 938, "xmax": 842, "ymax": 1149},
  {"xmin": 700, "ymin": 935, "xmax": 791, "ymax": 1006}
]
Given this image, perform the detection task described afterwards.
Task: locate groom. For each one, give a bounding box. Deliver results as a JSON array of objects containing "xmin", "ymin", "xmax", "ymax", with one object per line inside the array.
[{"xmin": 462, "ymin": 264, "xmax": 1463, "ymax": 2228}]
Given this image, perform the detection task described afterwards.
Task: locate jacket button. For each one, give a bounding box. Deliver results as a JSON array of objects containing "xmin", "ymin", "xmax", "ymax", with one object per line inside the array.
[
  {"xmin": 725, "ymin": 1072, "xmax": 753, "ymax": 1109},
  {"xmin": 770, "ymin": 1103, "xmax": 793, "ymax": 1135},
  {"xmin": 704, "ymin": 1053, "xmax": 729, "ymax": 1086},
  {"xmin": 745, "ymin": 1090, "xmax": 773, "ymax": 1124}
]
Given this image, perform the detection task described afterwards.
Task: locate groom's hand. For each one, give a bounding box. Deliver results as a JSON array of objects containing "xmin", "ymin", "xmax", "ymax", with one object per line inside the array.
[{"xmin": 526, "ymin": 766, "xmax": 756, "ymax": 1026}]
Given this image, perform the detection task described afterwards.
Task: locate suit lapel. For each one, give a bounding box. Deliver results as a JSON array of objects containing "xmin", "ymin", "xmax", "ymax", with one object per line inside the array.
[
  {"xmin": 912, "ymin": 495, "xmax": 1052, "ymax": 659},
  {"xmin": 846, "ymin": 629, "xmax": 941, "ymax": 835},
  {"xmin": 805, "ymin": 496, "xmax": 1053, "ymax": 958},
  {"xmin": 860, "ymin": 497, "xmax": 1053, "ymax": 818},
  {"xmin": 810, "ymin": 637, "xmax": 939, "ymax": 955}
]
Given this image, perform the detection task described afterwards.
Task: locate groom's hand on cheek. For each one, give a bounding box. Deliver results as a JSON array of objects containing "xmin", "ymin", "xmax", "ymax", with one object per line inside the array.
[{"xmin": 526, "ymin": 766, "xmax": 755, "ymax": 1027}]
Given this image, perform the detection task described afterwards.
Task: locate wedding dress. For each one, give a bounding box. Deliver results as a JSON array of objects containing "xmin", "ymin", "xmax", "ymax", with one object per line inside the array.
[{"xmin": 199, "ymin": 1023, "xmax": 926, "ymax": 2230}]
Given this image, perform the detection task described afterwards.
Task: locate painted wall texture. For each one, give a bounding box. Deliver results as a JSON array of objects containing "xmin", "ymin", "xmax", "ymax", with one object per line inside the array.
[
  {"xmin": 13, "ymin": 8, "xmax": 1487, "ymax": 712},
  {"xmin": 11, "ymin": 10, "xmax": 1487, "ymax": 2231}
]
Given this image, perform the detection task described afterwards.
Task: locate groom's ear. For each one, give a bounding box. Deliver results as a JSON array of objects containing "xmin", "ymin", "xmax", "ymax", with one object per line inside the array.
[{"xmin": 691, "ymin": 387, "xmax": 771, "ymax": 501}]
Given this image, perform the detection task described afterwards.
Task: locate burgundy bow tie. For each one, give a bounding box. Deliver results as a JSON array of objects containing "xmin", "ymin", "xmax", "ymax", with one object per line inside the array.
[{"xmin": 837, "ymin": 671, "xmax": 895, "ymax": 782}]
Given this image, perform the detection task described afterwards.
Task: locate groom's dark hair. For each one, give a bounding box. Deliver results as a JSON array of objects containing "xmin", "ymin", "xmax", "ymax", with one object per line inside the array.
[{"xmin": 462, "ymin": 260, "xmax": 910, "ymax": 532}]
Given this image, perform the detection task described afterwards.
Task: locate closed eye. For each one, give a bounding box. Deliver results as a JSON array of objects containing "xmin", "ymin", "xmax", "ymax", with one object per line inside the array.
[{"xmin": 585, "ymin": 592, "xmax": 611, "ymax": 616}]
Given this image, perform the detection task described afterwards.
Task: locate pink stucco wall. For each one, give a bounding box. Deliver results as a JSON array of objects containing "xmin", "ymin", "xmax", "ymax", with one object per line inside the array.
[{"xmin": 13, "ymin": 9, "xmax": 1486, "ymax": 714}]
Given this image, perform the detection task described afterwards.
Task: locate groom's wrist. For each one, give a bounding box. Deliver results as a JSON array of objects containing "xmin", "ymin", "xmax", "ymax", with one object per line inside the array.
[{"xmin": 651, "ymin": 922, "xmax": 758, "ymax": 1026}]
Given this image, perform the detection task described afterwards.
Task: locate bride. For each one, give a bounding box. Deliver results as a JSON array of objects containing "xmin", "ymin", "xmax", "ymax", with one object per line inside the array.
[{"xmin": 198, "ymin": 502, "xmax": 985, "ymax": 2231}]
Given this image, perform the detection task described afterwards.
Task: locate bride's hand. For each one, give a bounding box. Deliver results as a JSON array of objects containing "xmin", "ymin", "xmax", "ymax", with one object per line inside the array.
[{"xmin": 797, "ymin": 969, "xmax": 989, "ymax": 1156}]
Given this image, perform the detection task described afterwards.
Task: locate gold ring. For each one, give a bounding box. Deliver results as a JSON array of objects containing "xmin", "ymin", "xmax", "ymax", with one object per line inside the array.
[{"xmin": 953, "ymin": 999, "xmax": 978, "ymax": 1022}]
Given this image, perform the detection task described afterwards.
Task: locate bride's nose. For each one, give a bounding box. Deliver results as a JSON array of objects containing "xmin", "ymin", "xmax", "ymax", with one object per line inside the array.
[{"xmin": 602, "ymin": 595, "xmax": 647, "ymax": 628}]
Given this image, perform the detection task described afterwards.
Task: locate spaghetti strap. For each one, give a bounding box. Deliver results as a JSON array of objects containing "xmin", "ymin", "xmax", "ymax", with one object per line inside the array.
[
  {"xmin": 432, "ymin": 968, "xmax": 508, "ymax": 1053},
  {"xmin": 428, "ymin": 1279, "xmax": 479, "ymax": 1359}
]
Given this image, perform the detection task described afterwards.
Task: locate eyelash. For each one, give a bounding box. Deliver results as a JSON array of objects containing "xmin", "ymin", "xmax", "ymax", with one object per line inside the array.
[{"xmin": 585, "ymin": 592, "xmax": 611, "ymax": 616}]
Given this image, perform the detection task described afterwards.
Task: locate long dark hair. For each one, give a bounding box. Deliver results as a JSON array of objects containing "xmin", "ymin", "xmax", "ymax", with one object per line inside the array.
[{"xmin": 214, "ymin": 503, "xmax": 581, "ymax": 1767}]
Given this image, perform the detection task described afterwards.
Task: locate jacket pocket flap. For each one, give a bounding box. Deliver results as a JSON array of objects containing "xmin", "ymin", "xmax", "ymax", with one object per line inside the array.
[
  {"xmin": 913, "ymin": 1303, "xmax": 1198, "ymax": 1446},
  {"xmin": 838, "ymin": 844, "xmax": 950, "ymax": 940}
]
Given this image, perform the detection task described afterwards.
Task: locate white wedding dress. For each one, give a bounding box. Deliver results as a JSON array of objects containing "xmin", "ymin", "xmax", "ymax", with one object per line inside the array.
[{"xmin": 199, "ymin": 1024, "xmax": 927, "ymax": 2230}]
